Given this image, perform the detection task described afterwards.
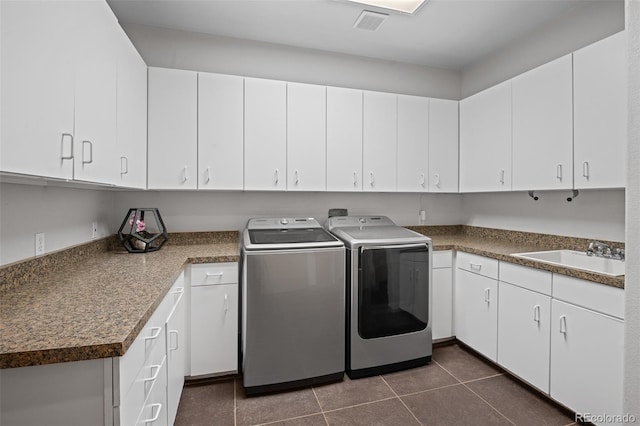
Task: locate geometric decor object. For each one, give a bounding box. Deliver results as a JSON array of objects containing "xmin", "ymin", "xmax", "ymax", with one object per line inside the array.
[{"xmin": 118, "ymin": 208, "xmax": 169, "ymax": 253}]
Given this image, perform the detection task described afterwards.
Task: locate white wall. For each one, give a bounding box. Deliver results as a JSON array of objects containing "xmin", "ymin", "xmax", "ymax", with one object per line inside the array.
[
  {"xmin": 122, "ymin": 23, "xmax": 461, "ymax": 100},
  {"xmin": 461, "ymin": 0, "xmax": 624, "ymax": 98},
  {"xmin": 0, "ymin": 183, "xmax": 115, "ymax": 266},
  {"xmin": 461, "ymin": 190, "xmax": 625, "ymax": 242},
  {"xmin": 113, "ymin": 191, "xmax": 464, "ymax": 233},
  {"xmin": 624, "ymin": 0, "xmax": 640, "ymax": 418}
]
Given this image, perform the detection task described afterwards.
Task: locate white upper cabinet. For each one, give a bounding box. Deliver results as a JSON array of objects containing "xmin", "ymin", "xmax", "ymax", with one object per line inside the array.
[
  {"xmin": 573, "ymin": 31, "xmax": 627, "ymax": 189},
  {"xmin": 512, "ymin": 55, "xmax": 573, "ymax": 191},
  {"xmin": 244, "ymin": 78, "xmax": 287, "ymax": 191},
  {"xmin": 116, "ymin": 26, "xmax": 147, "ymax": 189},
  {"xmin": 459, "ymin": 81, "xmax": 512, "ymax": 192},
  {"xmin": 397, "ymin": 95, "xmax": 429, "ymax": 192},
  {"xmin": 147, "ymin": 67, "xmax": 198, "ymax": 189},
  {"xmin": 198, "ymin": 73, "xmax": 244, "ymax": 190},
  {"xmin": 72, "ymin": 1, "xmax": 119, "ymax": 185},
  {"xmin": 326, "ymin": 87, "xmax": 363, "ymax": 192},
  {"xmin": 363, "ymin": 91, "xmax": 397, "ymax": 192},
  {"xmin": 429, "ymin": 99, "xmax": 459, "ymax": 193},
  {"xmin": 0, "ymin": 2, "xmax": 80, "ymax": 180},
  {"xmin": 287, "ymin": 83, "xmax": 327, "ymax": 191}
]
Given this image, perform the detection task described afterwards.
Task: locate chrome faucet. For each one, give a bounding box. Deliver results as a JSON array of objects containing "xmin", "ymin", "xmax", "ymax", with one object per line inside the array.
[{"xmin": 586, "ymin": 241, "xmax": 625, "ymax": 261}]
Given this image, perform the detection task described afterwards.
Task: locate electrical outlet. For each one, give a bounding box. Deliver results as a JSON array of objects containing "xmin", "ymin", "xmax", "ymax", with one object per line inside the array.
[
  {"xmin": 92, "ymin": 222, "xmax": 98, "ymax": 239},
  {"xmin": 419, "ymin": 210, "xmax": 426, "ymax": 225},
  {"xmin": 35, "ymin": 233, "xmax": 45, "ymax": 256}
]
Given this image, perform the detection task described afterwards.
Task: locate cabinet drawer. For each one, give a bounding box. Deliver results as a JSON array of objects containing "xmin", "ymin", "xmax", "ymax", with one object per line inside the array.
[
  {"xmin": 121, "ymin": 330, "xmax": 167, "ymax": 426},
  {"xmin": 499, "ymin": 261, "xmax": 552, "ymax": 296},
  {"xmin": 552, "ymin": 274, "xmax": 624, "ymax": 319},
  {"xmin": 136, "ymin": 355, "xmax": 168, "ymax": 426},
  {"xmin": 191, "ymin": 263, "xmax": 238, "ymax": 286},
  {"xmin": 433, "ymin": 250, "xmax": 452, "ymax": 269},
  {"xmin": 456, "ymin": 251, "xmax": 499, "ymax": 279},
  {"xmin": 118, "ymin": 276, "xmax": 183, "ymax": 402}
]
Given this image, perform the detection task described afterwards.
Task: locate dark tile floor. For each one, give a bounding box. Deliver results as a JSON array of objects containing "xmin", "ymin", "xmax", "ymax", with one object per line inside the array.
[{"xmin": 175, "ymin": 343, "xmax": 576, "ymax": 426}]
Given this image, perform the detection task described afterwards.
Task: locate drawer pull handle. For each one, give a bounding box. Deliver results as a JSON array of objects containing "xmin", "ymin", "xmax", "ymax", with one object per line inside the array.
[
  {"xmin": 143, "ymin": 364, "xmax": 162, "ymax": 383},
  {"xmin": 206, "ymin": 166, "xmax": 211, "ymax": 183},
  {"xmin": 120, "ymin": 156, "xmax": 129, "ymax": 175},
  {"xmin": 141, "ymin": 403, "xmax": 162, "ymax": 424},
  {"xmin": 469, "ymin": 262, "xmax": 482, "ymax": 271},
  {"xmin": 173, "ymin": 287, "xmax": 185, "ymax": 295},
  {"xmin": 353, "ymin": 171, "xmax": 358, "ymax": 186},
  {"xmin": 533, "ymin": 305, "xmax": 541, "ymax": 323},
  {"xmin": 484, "ymin": 288, "xmax": 491, "ymax": 303},
  {"xmin": 274, "ymin": 168, "xmax": 279, "ymax": 185},
  {"xmin": 224, "ymin": 293, "xmax": 229, "ymax": 312},
  {"xmin": 434, "ymin": 173, "xmax": 440, "ymax": 188},
  {"xmin": 499, "ymin": 169, "xmax": 505, "ymax": 184},
  {"xmin": 169, "ymin": 330, "xmax": 179, "ymax": 351},
  {"xmin": 370, "ymin": 171, "xmax": 374, "ymax": 186},
  {"xmin": 145, "ymin": 327, "xmax": 162, "ymax": 340},
  {"xmin": 556, "ymin": 164, "xmax": 563, "ymax": 181},
  {"xmin": 206, "ymin": 272, "xmax": 224, "ymax": 278},
  {"xmin": 294, "ymin": 169, "xmax": 299, "ymax": 185},
  {"xmin": 419, "ymin": 173, "xmax": 425, "ymax": 187},
  {"xmin": 559, "ymin": 315, "xmax": 567, "ymax": 334}
]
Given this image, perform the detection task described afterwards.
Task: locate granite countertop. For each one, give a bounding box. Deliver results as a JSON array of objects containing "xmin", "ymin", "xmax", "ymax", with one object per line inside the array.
[{"xmin": 0, "ymin": 227, "xmax": 624, "ymax": 369}]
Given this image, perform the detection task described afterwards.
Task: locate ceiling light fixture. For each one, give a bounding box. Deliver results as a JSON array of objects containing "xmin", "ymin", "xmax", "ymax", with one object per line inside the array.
[{"xmin": 346, "ymin": 0, "xmax": 427, "ymax": 15}]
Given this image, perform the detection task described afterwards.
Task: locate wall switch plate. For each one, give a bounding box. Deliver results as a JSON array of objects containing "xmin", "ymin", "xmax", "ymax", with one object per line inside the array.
[
  {"xmin": 35, "ymin": 233, "xmax": 45, "ymax": 256},
  {"xmin": 92, "ymin": 222, "xmax": 98, "ymax": 239},
  {"xmin": 419, "ymin": 210, "xmax": 426, "ymax": 225}
]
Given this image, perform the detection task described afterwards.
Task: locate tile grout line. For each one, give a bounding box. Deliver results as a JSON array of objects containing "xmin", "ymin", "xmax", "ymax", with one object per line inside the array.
[
  {"xmin": 433, "ymin": 358, "xmax": 516, "ymax": 425},
  {"xmin": 322, "ymin": 395, "xmax": 399, "ymax": 414},
  {"xmin": 311, "ymin": 386, "xmax": 330, "ymax": 426},
  {"xmin": 379, "ymin": 375, "xmax": 424, "ymax": 426},
  {"xmin": 460, "ymin": 381, "xmax": 517, "ymax": 426},
  {"xmin": 393, "ymin": 381, "xmax": 463, "ymax": 399},
  {"xmin": 255, "ymin": 412, "xmax": 328, "ymax": 426},
  {"xmin": 459, "ymin": 372, "xmax": 505, "ymax": 385}
]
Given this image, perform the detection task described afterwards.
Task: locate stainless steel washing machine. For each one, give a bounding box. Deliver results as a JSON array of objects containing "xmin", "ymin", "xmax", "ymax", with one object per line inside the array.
[
  {"xmin": 326, "ymin": 216, "xmax": 432, "ymax": 379},
  {"xmin": 241, "ymin": 217, "xmax": 345, "ymax": 395}
]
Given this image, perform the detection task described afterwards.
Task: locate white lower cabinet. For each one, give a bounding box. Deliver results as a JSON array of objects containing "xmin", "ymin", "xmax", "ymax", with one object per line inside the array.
[
  {"xmin": 497, "ymin": 281, "xmax": 551, "ymax": 393},
  {"xmin": 190, "ymin": 263, "xmax": 239, "ymax": 377},
  {"xmin": 550, "ymin": 277, "xmax": 625, "ymax": 425},
  {"xmin": 166, "ymin": 284, "xmax": 186, "ymax": 425},
  {"xmin": 454, "ymin": 255, "xmax": 498, "ymax": 362},
  {"xmin": 432, "ymin": 251, "xmax": 453, "ymax": 340}
]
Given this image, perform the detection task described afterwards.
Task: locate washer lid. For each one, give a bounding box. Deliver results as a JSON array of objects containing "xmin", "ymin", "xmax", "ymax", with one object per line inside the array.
[
  {"xmin": 243, "ymin": 217, "xmax": 343, "ymax": 250},
  {"xmin": 330, "ymin": 225, "xmax": 430, "ymax": 248}
]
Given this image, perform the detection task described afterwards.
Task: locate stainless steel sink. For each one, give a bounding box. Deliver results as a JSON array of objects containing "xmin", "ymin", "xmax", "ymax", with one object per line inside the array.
[{"xmin": 512, "ymin": 250, "xmax": 625, "ymax": 277}]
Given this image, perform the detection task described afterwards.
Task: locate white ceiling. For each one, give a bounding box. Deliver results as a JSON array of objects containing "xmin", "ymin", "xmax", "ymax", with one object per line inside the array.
[{"xmin": 107, "ymin": 0, "xmax": 592, "ymax": 71}]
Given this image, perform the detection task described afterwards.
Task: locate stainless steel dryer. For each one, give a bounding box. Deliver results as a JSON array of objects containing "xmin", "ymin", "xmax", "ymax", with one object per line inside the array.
[
  {"xmin": 241, "ymin": 217, "xmax": 345, "ymax": 395},
  {"xmin": 326, "ymin": 216, "xmax": 432, "ymax": 379}
]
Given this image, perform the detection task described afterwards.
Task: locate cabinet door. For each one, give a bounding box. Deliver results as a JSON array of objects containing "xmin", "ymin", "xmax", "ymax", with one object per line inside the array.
[
  {"xmin": 326, "ymin": 87, "xmax": 363, "ymax": 191},
  {"xmin": 363, "ymin": 91, "xmax": 397, "ymax": 192},
  {"xmin": 429, "ymin": 99, "xmax": 459, "ymax": 193},
  {"xmin": 166, "ymin": 287, "xmax": 186, "ymax": 426},
  {"xmin": 397, "ymin": 95, "xmax": 429, "ymax": 192},
  {"xmin": 574, "ymin": 31, "xmax": 626, "ymax": 189},
  {"xmin": 1, "ymin": 1, "xmax": 76, "ymax": 179},
  {"xmin": 550, "ymin": 300, "xmax": 624, "ymax": 424},
  {"xmin": 459, "ymin": 81, "xmax": 512, "ymax": 192},
  {"xmin": 148, "ymin": 67, "xmax": 198, "ymax": 189},
  {"xmin": 454, "ymin": 269, "xmax": 498, "ymax": 361},
  {"xmin": 432, "ymin": 268, "xmax": 453, "ymax": 340},
  {"xmin": 497, "ymin": 282, "xmax": 551, "ymax": 393},
  {"xmin": 72, "ymin": 1, "xmax": 118, "ymax": 185},
  {"xmin": 191, "ymin": 283, "xmax": 238, "ymax": 376},
  {"xmin": 512, "ymin": 55, "xmax": 573, "ymax": 190},
  {"xmin": 116, "ymin": 26, "xmax": 147, "ymax": 189},
  {"xmin": 287, "ymin": 83, "xmax": 326, "ymax": 191},
  {"xmin": 244, "ymin": 78, "xmax": 287, "ymax": 191},
  {"xmin": 198, "ymin": 73, "xmax": 244, "ymax": 190}
]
